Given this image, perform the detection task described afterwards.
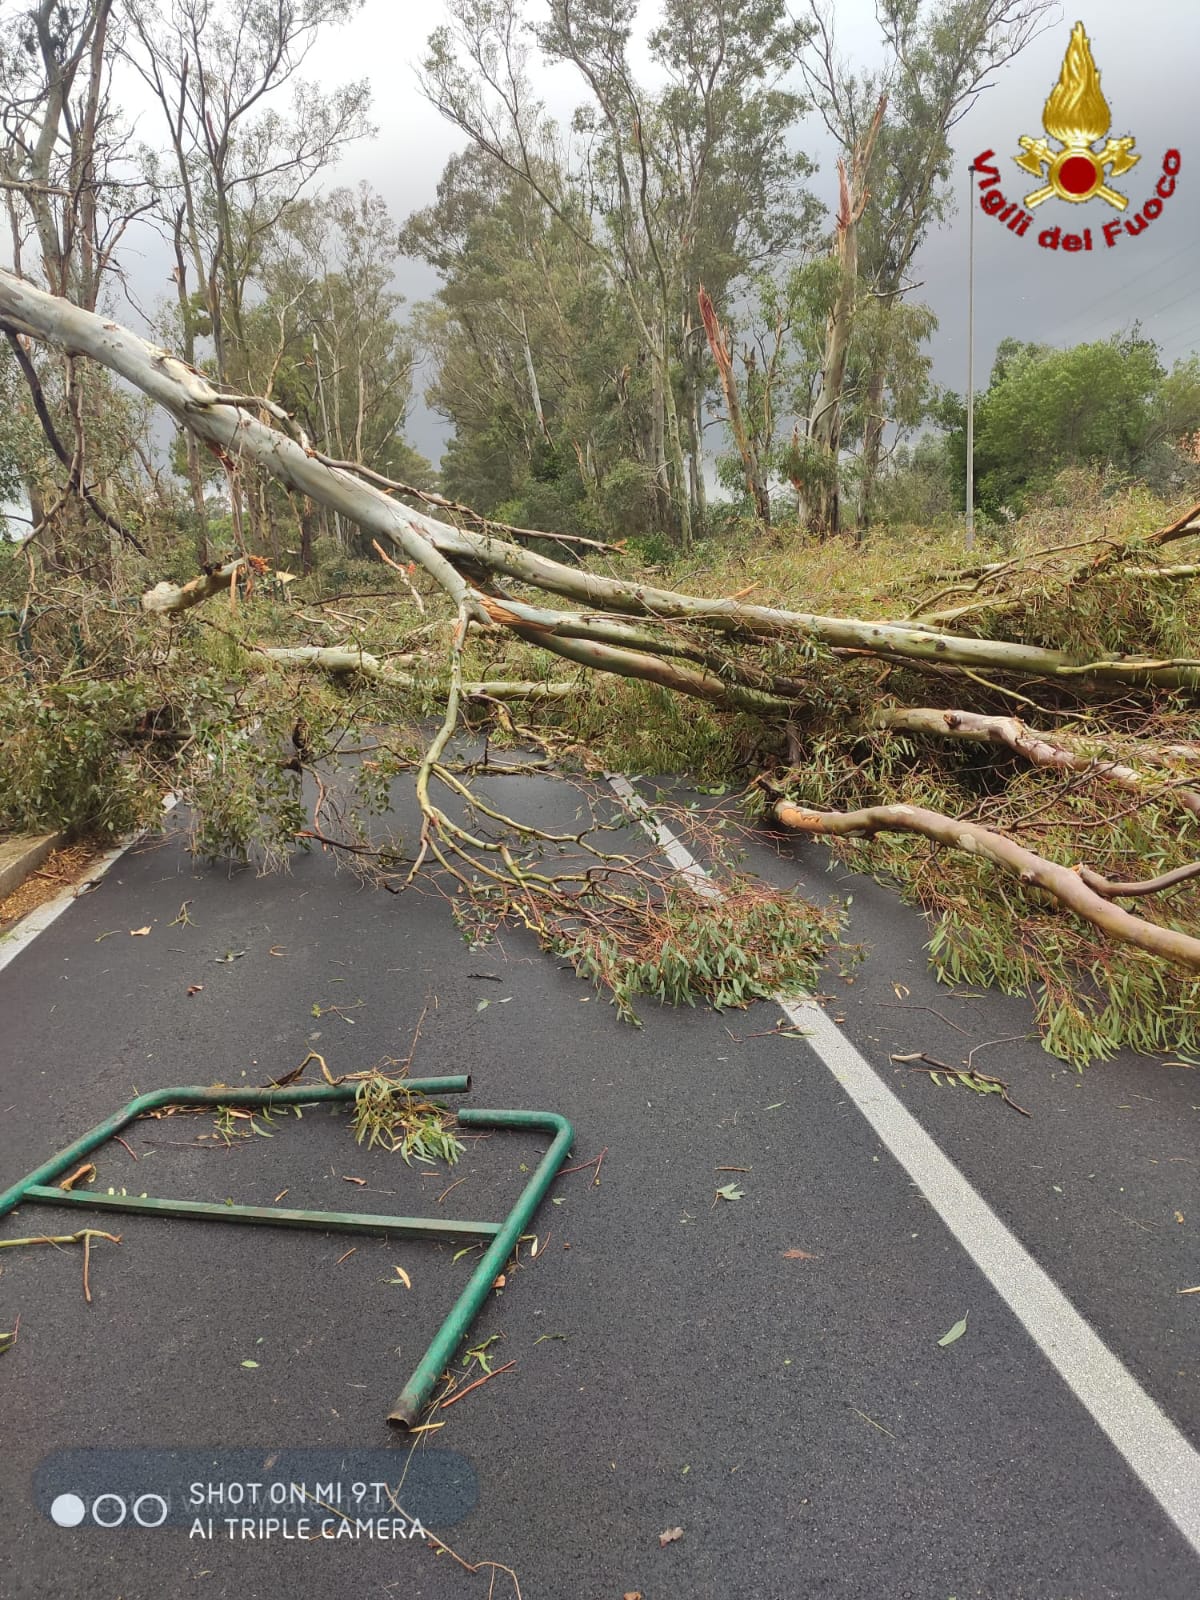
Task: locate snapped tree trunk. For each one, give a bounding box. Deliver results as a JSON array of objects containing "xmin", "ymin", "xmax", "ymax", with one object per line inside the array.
[
  {"xmin": 807, "ymin": 95, "xmax": 886, "ymax": 537},
  {"xmin": 698, "ymin": 285, "xmax": 770, "ymax": 526}
]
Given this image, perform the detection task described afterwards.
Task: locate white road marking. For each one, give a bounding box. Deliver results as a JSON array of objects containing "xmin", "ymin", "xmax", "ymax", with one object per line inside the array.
[
  {"xmin": 608, "ymin": 772, "xmax": 1200, "ymax": 1559},
  {"xmin": 0, "ymin": 797, "xmax": 178, "ymax": 976}
]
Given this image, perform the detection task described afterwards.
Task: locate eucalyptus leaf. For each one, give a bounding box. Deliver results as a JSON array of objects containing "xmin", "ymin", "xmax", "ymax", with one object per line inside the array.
[{"xmin": 937, "ymin": 1313, "xmax": 969, "ymax": 1348}]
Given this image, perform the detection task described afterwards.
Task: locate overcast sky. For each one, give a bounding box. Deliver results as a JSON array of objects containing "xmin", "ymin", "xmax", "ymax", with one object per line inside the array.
[{"xmin": 116, "ymin": 0, "xmax": 1200, "ymax": 464}]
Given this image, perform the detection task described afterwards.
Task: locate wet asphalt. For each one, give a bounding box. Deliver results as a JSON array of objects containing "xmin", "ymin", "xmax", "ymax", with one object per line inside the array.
[{"xmin": 1, "ymin": 765, "xmax": 1198, "ymax": 1600}]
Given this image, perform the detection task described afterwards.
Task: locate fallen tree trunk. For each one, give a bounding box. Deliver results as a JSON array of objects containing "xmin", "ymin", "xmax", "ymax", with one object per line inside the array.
[
  {"xmin": 252, "ymin": 645, "xmax": 578, "ymax": 700},
  {"xmin": 4, "ymin": 269, "xmax": 1200, "ymax": 694},
  {"xmin": 427, "ymin": 519, "xmax": 1200, "ymax": 689},
  {"xmin": 869, "ymin": 707, "xmax": 1200, "ymax": 822},
  {"xmin": 773, "ymin": 799, "xmax": 1200, "ymax": 972}
]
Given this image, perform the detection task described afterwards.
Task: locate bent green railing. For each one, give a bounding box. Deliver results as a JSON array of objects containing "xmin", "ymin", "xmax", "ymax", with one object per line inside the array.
[{"xmin": 0, "ymin": 1077, "xmax": 574, "ymax": 1428}]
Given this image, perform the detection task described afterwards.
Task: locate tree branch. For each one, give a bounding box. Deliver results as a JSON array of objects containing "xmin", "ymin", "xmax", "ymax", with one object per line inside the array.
[{"xmin": 773, "ymin": 799, "xmax": 1200, "ymax": 971}]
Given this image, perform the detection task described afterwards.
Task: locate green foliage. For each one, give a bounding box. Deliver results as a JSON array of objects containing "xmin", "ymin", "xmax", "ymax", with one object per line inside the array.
[
  {"xmin": 352, "ymin": 1077, "xmax": 465, "ymax": 1165},
  {"xmin": 872, "ymin": 434, "xmax": 959, "ymax": 528},
  {"xmin": 553, "ymin": 880, "xmax": 844, "ymax": 1025},
  {"xmin": 934, "ymin": 332, "xmax": 1200, "ymax": 517},
  {"xmin": 0, "ymin": 678, "xmax": 162, "ymax": 837}
]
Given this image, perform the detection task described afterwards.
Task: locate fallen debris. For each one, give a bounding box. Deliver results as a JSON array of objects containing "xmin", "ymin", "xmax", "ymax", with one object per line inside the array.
[
  {"xmin": 0, "ymin": 1227, "xmax": 121, "ymax": 1304},
  {"xmin": 892, "ymin": 1051, "xmax": 1031, "ymax": 1117},
  {"xmin": 937, "ymin": 1313, "xmax": 969, "ymax": 1348},
  {"xmin": 438, "ymin": 1360, "xmax": 517, "ymax": 1412}
]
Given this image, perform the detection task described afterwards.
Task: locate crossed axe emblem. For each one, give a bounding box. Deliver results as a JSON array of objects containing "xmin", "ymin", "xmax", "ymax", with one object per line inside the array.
[{"xmin": 1015, "ymin": 135, "xmax": 1140, "ymax": 210}]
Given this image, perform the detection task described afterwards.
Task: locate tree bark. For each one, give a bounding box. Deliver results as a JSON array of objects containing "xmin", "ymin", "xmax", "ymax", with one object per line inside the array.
[
  {"xmin": 869, "ymin": 707, "xmax": 1200, "ymax": 821},
  {"xmin": 8, "ymin": 271, "xmax": 1200, "ymax": 695},
  {"xmin": 807, "ymin": 96, "xmax": 886, "ymax": 537},
  {"xmin": 773, "ymin": 799, "xmax": 1200, "ymax": 972},
  {"xmin": 698, "ymin": 286, "xmax": 770, "ymax": 526}
]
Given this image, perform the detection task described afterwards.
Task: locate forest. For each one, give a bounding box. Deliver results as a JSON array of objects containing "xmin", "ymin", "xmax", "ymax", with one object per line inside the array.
[{"xmin": 3, "ymin": 0, "xmax": 1200, "ymax": 1067}]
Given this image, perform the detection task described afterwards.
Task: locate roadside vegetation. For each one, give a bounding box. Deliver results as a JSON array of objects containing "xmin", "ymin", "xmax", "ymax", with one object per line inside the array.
[{"xmin": 2, "ymin": 1, "xmax": 1199, "ymax": 1065}]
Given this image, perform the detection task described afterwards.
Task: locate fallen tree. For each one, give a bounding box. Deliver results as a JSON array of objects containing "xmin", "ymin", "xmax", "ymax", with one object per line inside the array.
[
  {"xmin": 2, "ymin": 266, "xmax": 1199, "ymax": 1064},
  {"xmin": 772, "ymin": 799, "xmax": 1200, "ymax": 971}
]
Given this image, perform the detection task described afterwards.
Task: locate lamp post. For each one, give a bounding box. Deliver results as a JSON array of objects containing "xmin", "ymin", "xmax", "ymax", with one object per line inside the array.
[{"xmin": 965, "ymin": 161, "xmax": 976, "ymax": 552}]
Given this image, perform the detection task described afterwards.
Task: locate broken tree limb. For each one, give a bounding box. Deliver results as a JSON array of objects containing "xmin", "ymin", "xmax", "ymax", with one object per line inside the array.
[
  {"xmin": 911, "ymin": 500, "xmax": 1200, "ymax": 623},
  {"xmin": 773, "ymin": 799, "xmax": 1200, "ymax": 971},
  {"xmin": 422, "ymin": 520, "xmax": 1200, "ymax": 690},
  {"xmin": 869, "ymin": 707, "xmax": 1200, "ymax": 822},
  {"xmin": 250, "ymin": 645, "xmax": 577, "ymax": 700},
  {"xmin": 476, "ymin": 594, "xmax": 809, "ymax": 703},
  {"xmin": 498, "ymin": 622, "xmax": 794, "ymax": 717},
  {"xmin": 142, "ymin": 560, "xmax": 247, "ymax": 614},
  {"xmin": 5, "ymin": 268, "xmax": 1200, "ymax": 693},
  {"xmin": 698, "ymin": 283, "xmax": 771, "ymax": 525},
  {"xmin": 1076, "ymin": 862, "xmax": 1200, "ymax": 899},
  {"xmin": 0, "ymin": 268, "xmax": 486, "ymax": 623}
]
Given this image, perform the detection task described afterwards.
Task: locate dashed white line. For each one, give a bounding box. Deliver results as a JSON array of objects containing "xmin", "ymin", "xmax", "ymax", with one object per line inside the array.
[{"xmin": 608, "ymin": 771, "xmax": 1200, "ymax": 1560}]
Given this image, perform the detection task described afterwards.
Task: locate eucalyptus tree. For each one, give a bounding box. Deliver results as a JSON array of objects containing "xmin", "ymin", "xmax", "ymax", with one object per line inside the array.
[
  {"xmin": 420, "ymin": 0, "xmax": 817, "ymax": 546},
  {"xmin": 795, "ymin": 0, "xmax": 1056, "ymax": 531},
  {"xmin": 403, "ymin": 146, "xmax": 649, "ymax": 535},
  {"xmin": 125, "ymin": 0, "xmax": 372, "ymax": 557},
  {"xmin": 249, "ymin": 183, "xmax": 431, "ymax": 565},
  {"xmin": 0, "ymin": 0, "xmax": 152, "ymax": 569}
]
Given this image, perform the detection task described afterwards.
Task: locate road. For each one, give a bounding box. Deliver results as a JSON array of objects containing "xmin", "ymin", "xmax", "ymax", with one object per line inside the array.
[{"xmin": 1, "ymin": 763, "xmax": 1198, "ymax": 1600}]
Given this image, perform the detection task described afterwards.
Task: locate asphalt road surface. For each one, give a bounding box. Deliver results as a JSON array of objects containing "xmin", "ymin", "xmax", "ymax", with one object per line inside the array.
[{"xmin": 1, "ymin": 764, "xmax": 1198, "ymax": 1600}]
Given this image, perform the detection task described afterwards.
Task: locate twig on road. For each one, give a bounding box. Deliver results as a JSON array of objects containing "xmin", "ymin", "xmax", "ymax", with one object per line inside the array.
[
  {"xmin": 892, "ymin": 1051, "xmax": 1031, "ymax": 1116},
  {"xmin": 437, "ymin": 1359, "xmax": 517, "ymax": 1411},
  {"xmin": 559, "ymin": 1147, "xmax": 607, "ymax": 1185}
]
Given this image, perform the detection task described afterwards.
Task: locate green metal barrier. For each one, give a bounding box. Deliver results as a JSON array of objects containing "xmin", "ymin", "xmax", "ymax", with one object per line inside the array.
[{"xmin": 0, "ymin": 1077, "xmax": 574, "ymax": 1428}]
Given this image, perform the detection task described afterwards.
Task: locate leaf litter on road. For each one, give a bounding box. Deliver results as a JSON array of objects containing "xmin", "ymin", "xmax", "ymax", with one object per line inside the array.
[
  {"xmin": 937, "ymin": 1313, "xmax": 969, "ymax": 1347},
  {"xmin": 893, "ymin": 1052, "xmax": 1030, "ymax": 1116}
]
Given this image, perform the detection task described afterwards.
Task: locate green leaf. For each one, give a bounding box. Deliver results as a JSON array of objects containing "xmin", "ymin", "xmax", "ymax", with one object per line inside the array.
[
  {"xmin": 715, "ymin": 1182, "xmax": 745, "ymax": 1202},
  {"xmin": 241, "ymin": 1359, "xmax": 260, "ymax": 1368},
  {"xmin": 937, "ymin": 1313, "xmax": 969, "ymax": 1348},
  {"xmin": 476, "ymin": 999, "xmax": 490, "ymax": 1012}
]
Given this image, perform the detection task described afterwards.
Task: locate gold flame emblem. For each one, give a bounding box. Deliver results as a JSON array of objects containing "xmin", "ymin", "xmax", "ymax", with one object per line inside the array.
[{"xmin": 1014, "ymin": 21, "xmax": 1139, "ymax": 209}]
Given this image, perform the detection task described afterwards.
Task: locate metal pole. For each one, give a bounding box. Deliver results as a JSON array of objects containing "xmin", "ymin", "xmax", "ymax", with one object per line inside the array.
[
  {"xmin": 965, "ymin": 162, "xmax": 976, "ymax": 552},
  {"xmin": 388, "ymin": 1107, "xmax": 575, "ymax": 1427},
  {"xmin": 0, "ymin": 1078, "xmax": 473, "ymax": 1220}
]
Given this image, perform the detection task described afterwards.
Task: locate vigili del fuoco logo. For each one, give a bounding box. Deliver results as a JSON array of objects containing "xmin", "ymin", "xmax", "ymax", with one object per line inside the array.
[{"xmin": 972, "ymin": 20, "xmax": 1179, "ymax": 252}]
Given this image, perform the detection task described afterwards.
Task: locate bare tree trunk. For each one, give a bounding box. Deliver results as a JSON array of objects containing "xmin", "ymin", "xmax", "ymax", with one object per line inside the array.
[
  {"xmin": 172, "ymin": 213, "xmax": 209, "ymax": 566},
  {"xmin": 856, "ymin": 369, "xmax": 887, "ymax": 536},
  {"xmin": 698, "ymin": 287, "xmax": 770, "ymax": 526},
  {"xmin": 807, "ymin": 96, "xmax": 886, "ymax": 537}
]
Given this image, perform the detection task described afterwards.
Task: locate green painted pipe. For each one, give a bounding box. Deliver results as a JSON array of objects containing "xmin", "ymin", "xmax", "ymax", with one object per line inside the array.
[
  {"xmin": 1, "ymin": 1078, "xmax": 574, "ymax": 1431},
  {"xmin": 387, "ymin": 1107, "xmax": 574, "ymax": 1428},
  {"xmin": 0, "ymin": 1077, "xmax": 471, "ymax": 1220},
  {"xmin": 19, "ymin": 1183, "xmax": 501, "ymax": 1243}
]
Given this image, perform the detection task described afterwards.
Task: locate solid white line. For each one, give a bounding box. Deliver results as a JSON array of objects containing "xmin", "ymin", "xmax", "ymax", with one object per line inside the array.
[
  {"xmin": 607, "ymin": 773, "xmax": 1200, "ymax": 1559},
  {"xmin": 0, "ymin": 797, "xmax": 178, "ymax": 977}
]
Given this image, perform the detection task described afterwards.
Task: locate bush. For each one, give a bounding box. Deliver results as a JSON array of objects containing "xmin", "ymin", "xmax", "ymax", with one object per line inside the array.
[{"xmin": 0, "ymin": 679, "xmax": 162, "ymax": 837}]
